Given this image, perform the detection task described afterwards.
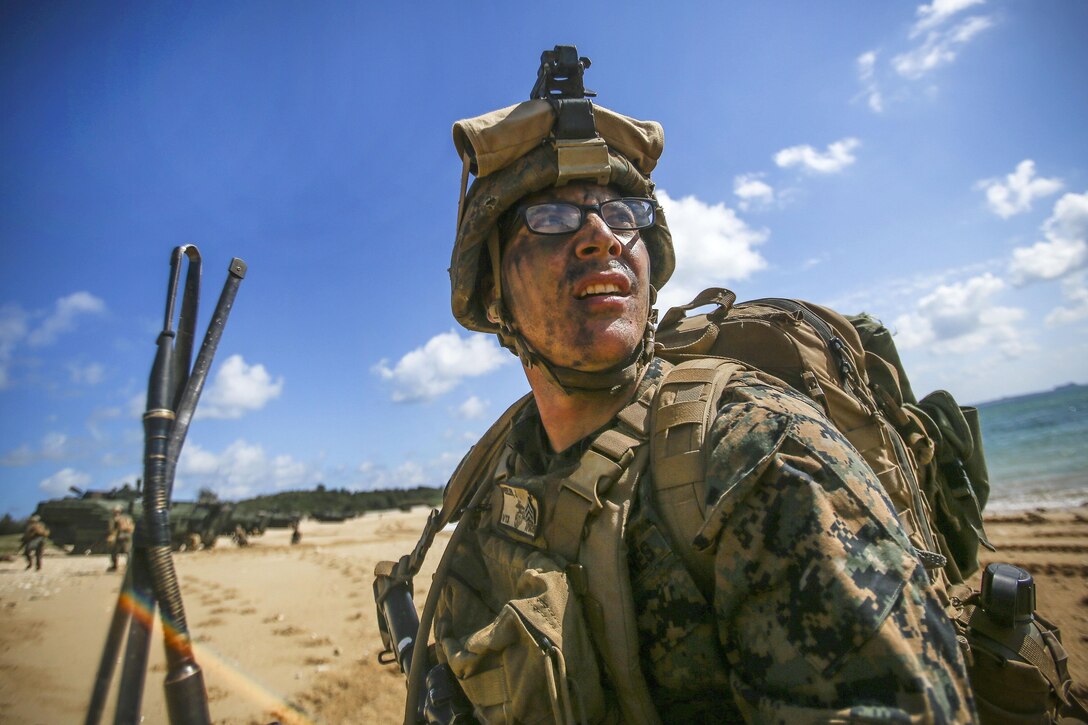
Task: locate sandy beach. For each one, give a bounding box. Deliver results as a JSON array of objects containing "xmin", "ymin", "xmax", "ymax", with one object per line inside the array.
[{"xmin": 2, "ymin": 505, "xmax": 1085, "ymax": 724}]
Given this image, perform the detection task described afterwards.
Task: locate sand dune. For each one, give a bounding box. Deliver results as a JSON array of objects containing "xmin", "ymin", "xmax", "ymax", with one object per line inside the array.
[{"xmin": 1, "ymin": 506, "xmax": 1084, "ymax": 723}]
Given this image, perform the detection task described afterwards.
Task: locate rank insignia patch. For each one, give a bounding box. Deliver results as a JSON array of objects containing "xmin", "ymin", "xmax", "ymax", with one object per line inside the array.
[{"xmin": 498, "ymin": 483, "xmax": 539, "ymax": 539}]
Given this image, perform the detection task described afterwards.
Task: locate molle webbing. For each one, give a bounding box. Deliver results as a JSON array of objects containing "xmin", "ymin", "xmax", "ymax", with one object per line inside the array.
[
  {"xmin": 545, "ymin": 378, "xmax": 656, "ymax": 563},
  {"xmin": 649, "ymin": 359, "xmax": 745, "ymax": 596},
  {"xmin": 481, "ymin": 371, "xmax": 663, "ymax": 724}
]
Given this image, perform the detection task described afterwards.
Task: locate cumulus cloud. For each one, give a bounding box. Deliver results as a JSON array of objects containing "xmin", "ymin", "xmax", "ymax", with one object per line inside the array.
[
  {"xmin": 177, "ymin": 439, "xmax": 318, "ymax": 499},
  {"xmin": 655, "ymin": 190, "xmax": 769, "ymax": 311},
  {"xmin": 373, "ymin": 331, "xmax": 510, "ymax": 402},
  {"xmin": 2, "ymin": 292, "xmax": 106, "ymax": 388},
  {"xmin": 893, "ymin": 14, "xmax": 993, "ymax": 79},
  {"xmin": 69, "ymin": 362, "xmax": 106, "ymax": 385},
  {"xmin": 196, "ymin": 354, "xmax": 284, "ymax": 419},
  {"xmin": 28, "ymin": 291, "xmax": 106, "ymax": 347},
  {"xmin": 978, "ymin": 160, "xmax": 1063, "ymax": 219},
  {"xmin": 40, "ymin": 467, "xmax": 92, "ymax": 497},
  {"xmin": 358, "ymin": 459, "xmax": 430, "ymax": 489},
  {"xmin": 1045, "ymin": 273, "xmax": 1088, "ymax": 327},
  {"xmin": 456, "ymin": 395, "xmax": 488, "ymax": 420},
  {"xmin": 1, "ymin": 432, "xmax": 73, "ymax": 466},
  {"xmin": 857, "ymin": 50, "xmax": 884, "ymax": 113},
  {"xmin": 0, "ymin": 304, "xmax": 29, "ymax": 389},
  {"xmin": 357, "ymin": 449, "xmax": 469, "ymax": 491},
  {"xmin": 910, "ymin": 0, "xmax": 986, "ymax": 37},
  {"xmin": 774, "ymin": 138, "xmax": 860, "ymax": 174},
  {"xmin": 892, "ymin": 272, "xmax": 1026, "ymax": 355},
  {"xmin": 733, "ymin": 174, "xmax": 775, "ymax": 211},
  {"xmin": 1009, "ymin": 191, "xmax": 1088, "ymax": 284}
]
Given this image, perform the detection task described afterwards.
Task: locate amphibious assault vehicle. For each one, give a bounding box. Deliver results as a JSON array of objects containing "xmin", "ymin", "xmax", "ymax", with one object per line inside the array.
[{"xmin": 34, "ymin": 485, "xmax": 233, "ymax": 554}]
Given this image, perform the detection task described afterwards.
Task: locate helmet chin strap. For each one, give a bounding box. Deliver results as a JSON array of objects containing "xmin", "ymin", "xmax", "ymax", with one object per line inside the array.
[{"xmin": 488, "ymin": 288, "xmax": 659, "ymax": 396}]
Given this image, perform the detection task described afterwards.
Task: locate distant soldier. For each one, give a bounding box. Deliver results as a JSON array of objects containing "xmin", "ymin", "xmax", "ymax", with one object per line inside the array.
[
  {"xmin": 107, "ymin": 506, "xmax": 135, "ymax": 572},
  {"xmin": 21, "ymin": 514, "xmax": 49, "ymax": 571},
  {"xmin": 290, "ymin": 520, "xmax": 302, "ymax": 545},
  {"xmin": 232, "ymin": 524, "xmax": 249, "ymax": 547},
  {"xmin": 186, "ymin": 532, "xmax": 202, "ymax": 551}
]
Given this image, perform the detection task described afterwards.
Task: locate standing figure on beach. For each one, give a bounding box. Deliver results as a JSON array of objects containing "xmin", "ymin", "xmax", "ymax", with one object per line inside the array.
[
  {"xmin": 232, "ymin": 524, "xmax": 249, "ymax": 547},
  {"xmin": 106, "ymin": 505, "xmax": 134, "ymax": 572},
  {"xmin": 416, "ymin": 47, "xmax": 977, "ymax": 722},
  {"xmin": 290, "ymin": 520, "xmax": 302, "ymax": 545},
  {"xmin": 21, "ymin": 514, "xmax": 49, "ymax": 571}
]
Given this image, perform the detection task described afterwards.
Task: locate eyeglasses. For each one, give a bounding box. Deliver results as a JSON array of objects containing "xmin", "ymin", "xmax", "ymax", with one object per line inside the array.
[{"xmin": 512, "ymin": 198, "xmax": 656, "ymax": 236}]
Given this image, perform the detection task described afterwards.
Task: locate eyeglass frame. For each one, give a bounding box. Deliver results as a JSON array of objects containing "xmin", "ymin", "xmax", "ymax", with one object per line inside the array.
[{"xmin": 507, "ymin": 197, "xmax": 657, "ymax": 237}]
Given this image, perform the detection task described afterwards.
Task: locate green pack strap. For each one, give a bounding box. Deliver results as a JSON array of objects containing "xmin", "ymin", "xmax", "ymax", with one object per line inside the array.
[
  {"xmin": 550, "ymin": 382, "xmax": 655, "ymax": 563},
  {"xmin": 652, "ymin": 359, "xmax": 743, "ymax": 490},
  {"xmin": 649, "ymin": 358, "xmax": 746, "ymax": 598}
]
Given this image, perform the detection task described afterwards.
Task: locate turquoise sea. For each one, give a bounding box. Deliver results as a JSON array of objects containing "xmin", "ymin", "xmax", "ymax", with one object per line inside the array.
[{"xmin": 976, "ymin": 383, "xmax": 1088, "ymax": 512}]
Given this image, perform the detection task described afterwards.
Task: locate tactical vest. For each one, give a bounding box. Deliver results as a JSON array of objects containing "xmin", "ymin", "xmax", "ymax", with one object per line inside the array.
[{"xmin": 433, "ymin": 377, "xmax": 663, "ymax": 724}]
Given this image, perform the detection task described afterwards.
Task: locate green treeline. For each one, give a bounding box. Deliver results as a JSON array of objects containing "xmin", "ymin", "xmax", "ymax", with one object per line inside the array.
[{"xmin": 230, "ymin": 485, "xmax": 443, "ymax": 518}]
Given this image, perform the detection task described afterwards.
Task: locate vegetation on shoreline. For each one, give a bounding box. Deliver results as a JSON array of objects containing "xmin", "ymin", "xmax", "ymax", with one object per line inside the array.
[
  {"xmin": 228, "ymin": 484, "xmax": 443, "ymax": 518},
  {"xmin": 5, "ymin": 485, "xmax": 444, "ymax": 547}
]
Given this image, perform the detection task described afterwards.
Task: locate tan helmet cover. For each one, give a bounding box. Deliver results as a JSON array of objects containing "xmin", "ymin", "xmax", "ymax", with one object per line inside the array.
[{"xmin": 449, "ymin": 99, "xmax": 675, "ymax": 334}]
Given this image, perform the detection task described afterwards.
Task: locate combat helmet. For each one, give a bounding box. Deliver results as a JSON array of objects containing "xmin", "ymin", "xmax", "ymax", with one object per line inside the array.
[{"xmin": 449, "ymin": 45, "xmax": 674, "ymax": 392}]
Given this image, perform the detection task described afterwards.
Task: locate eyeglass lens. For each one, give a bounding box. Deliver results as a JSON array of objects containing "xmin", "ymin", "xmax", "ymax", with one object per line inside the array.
[{"xmin": 523, "ymin": 199, "xmax": 654, "ymax": 235}]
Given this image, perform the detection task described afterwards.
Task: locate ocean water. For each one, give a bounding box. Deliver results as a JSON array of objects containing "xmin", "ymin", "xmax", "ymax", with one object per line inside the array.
[{"xmin": 975, "ymin": 383, "xmax": 1088, "ymax": 512}]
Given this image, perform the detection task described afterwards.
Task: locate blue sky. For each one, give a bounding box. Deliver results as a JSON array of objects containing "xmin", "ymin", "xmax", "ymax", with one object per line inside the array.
[{"xmin": 2, "ymin": 1, "xmax": 1086, "ymax": 516}]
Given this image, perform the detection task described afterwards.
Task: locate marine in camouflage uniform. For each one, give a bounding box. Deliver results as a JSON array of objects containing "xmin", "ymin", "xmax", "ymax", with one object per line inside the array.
[
  {"xmin": 107, "ymin": 506, "xmax": 134, "ymax": 571},
  {"xmin": 427, "ymin": 47, "xmax": 975, "ymax": 723},
  {"xmin": 22, "ymin": 514, "xmax": 50, "ymax": 571}
]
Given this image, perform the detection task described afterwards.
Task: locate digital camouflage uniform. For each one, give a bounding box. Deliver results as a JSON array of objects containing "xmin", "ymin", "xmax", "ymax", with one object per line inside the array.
[
  {"xmin": 436, "ymin": 357, "xmax": 976, "ymax": 723},
  {"xmin": 108, "ymin": 510, "xmax": 134, "ymax": 571},
  {"xmin": 22, "ymin": 518, "xmax": 50, "ymax": 571}
]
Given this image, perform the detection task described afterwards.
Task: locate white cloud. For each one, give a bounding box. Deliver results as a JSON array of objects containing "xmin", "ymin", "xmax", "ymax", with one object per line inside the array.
[
  {"xmin": 893, "ymin": 14, "xmax": 993, "ymax": 79},
  {"xmin": 0, "ymin": 304, "xmax": 29, "ymax": 389},
  {"xmin": 1009, "ymin": 191, "xmax": 1088, "ymax": 284},
  {"xmin": 857, "ymin": 50, "xmax": 884, "ymax": 113},
  {"xmin": 357, "ymin": 450, "xmax": 464, "ymax": 490},
  {"xmin": 978, "ymin": 160, "xmax": 1063, "ymax": 219},
  {"xmin": 69, "ymin": 362, "xmax": 106, "ymax": 385},
  {"xmin": 892, "ymin": 272, "xmax": 1026, "ymax": 355},
  {"xmin": 774, "ymin": 138, "xmax": 860, "ymax": 174},
  {"xmin": 28, "ymin": 291, "xmax": 106, "ymax": 347},
  {"xmin": 373, "ymin": 330, "xmax": 510, "ymax": 402},
  {"xmin": 1, "ymin": 431, "xmax": 73, "ymax": 466},
  {"xmin": 40, "ymin": 467, "xmax": 92, "ymax": 497},
  {"xmin": 197, "ymin": 354, "xmax": 284, "ymax": 419},
  {"xmin": 910, "ymin": 0, "xmax": 986, "ymax": 37},
  {"xmin": 1045, "ymin": 273, "xmax": 1088, "ymax": 327},
  {"xmin": 1043, "ymin": 190, "xmax": 1088, "ymax": 244},
  {"xmin": 655, "ymin": 190, "xmax": 769, "ymax": 312},
  {"xmin": 733, "ymin": 174, "xmax": 775, "ymax": 211},
  {"xmin": 177, "ymin": 439, "xmax": 318, "ymax": 499},
  {"xmin": 457, "ymin": 395, "xmax": 488, "ymax": 420}
]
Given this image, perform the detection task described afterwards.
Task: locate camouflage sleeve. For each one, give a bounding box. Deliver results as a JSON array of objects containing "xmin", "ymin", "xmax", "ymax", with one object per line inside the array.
[{"xmin": 696, "ymin": 373, "xmax": 976, "ymax": 723}]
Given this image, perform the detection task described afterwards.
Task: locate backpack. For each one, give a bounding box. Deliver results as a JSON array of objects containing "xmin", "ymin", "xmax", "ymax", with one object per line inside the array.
[
  {"xmin": 651, "ymin": 287, "xmax": 1085, "ymax": 725},
  {"xmin": 651, "ymin": 287, "xmax": 971, "ymax": 585},
  {"xmin": 849, "ymin": 312, "xmax": 994, "ymax": 584}
]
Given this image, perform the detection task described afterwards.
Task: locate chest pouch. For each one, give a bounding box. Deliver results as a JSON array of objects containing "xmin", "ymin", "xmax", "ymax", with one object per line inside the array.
[{"xmin": 438, "ymin": 541, "xmax": 606, "ymax": 725}]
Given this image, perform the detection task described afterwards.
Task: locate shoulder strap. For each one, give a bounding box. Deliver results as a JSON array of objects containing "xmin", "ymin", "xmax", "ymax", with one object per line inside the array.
[
  {"xmin": 404, "ymin": 392, "xmax": 533, "ymax": 577},
  {"xmin": 650, "ymin": 358, "xmax": 746, "ymax": 596},
  {"xmin": 549, "ymin": 379, "xmax": 656, "ymax": 562}
]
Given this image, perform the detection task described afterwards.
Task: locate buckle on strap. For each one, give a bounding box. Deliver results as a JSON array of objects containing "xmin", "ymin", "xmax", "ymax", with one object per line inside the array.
[{"xmin": 562, "ymin": 447, "xmax": 624, "ymax": 511}]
